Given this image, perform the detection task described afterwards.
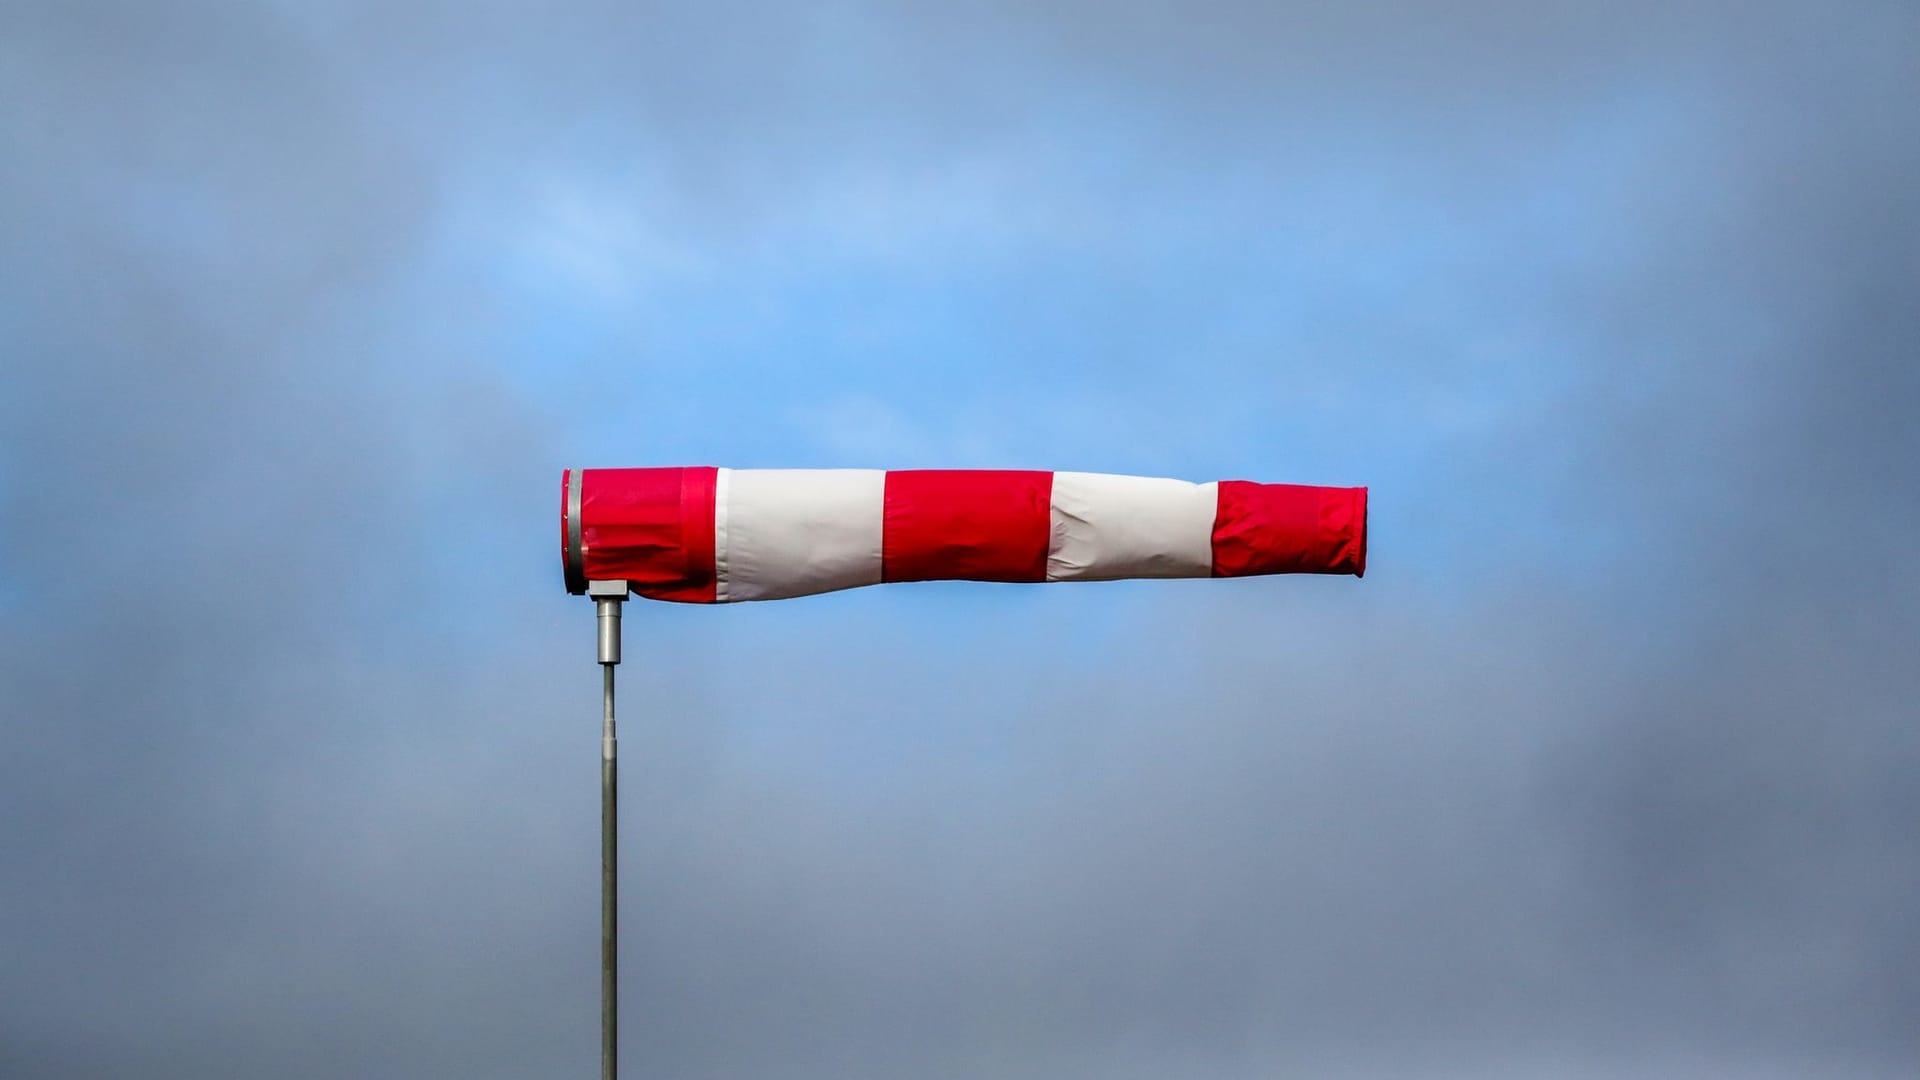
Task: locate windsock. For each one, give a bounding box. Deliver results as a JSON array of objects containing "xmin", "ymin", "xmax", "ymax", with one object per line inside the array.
[{"xmin": 562, "ymin": 468, "xmax": 1366, "ymax": 602}]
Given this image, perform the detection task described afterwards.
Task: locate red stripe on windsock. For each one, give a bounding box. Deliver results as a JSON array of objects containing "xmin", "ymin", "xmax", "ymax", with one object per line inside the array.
[
  {"xmin": 1211, "ymin": 481, "xmax": 1367, "ymax": 578},
  {"xmin": 582, "ymin": 466, "xmax": 719, "ymax": 602},
  {"xmin": 883, "ymin": 469, "xmax": 1053, "ymax": 582}
]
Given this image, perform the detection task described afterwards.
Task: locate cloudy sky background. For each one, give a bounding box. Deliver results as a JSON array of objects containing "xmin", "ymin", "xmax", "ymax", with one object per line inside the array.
[{"xmin": 3, "ymin": 1, "xmax": 1917, "ymax": 1075}]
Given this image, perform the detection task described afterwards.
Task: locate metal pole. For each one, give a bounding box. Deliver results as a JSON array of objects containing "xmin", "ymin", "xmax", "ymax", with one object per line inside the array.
[{"xmin": 588, "ymin": 580, "xmax": 626, "ymax": 1080}]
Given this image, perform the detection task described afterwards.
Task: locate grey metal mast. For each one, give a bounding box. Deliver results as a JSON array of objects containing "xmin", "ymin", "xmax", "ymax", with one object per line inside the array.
[{"xmin": 588, "ymin": 579, "xmax": 627, "ymax": 1080}]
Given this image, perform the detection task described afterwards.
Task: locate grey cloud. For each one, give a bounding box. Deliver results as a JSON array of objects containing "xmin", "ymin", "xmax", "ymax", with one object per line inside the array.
[{"xmin": 3, "ymin": 1, "xmax": 1917, "ymax": 1077}]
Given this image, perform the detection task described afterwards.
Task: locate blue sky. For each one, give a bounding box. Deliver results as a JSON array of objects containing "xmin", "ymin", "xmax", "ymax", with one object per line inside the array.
[{"xmin": 3, "ymin": 2, "xmax": 1917, "ymax": 1076}]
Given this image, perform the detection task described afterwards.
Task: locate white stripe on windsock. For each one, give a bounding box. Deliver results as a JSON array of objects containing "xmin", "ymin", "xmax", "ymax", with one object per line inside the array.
[
  {"xmin": 721, "ymin": 468, "xmax": 885, "ymax": 602},
  {"xmin": 1046, "ymin": 471, "xmax": 1218, "ymax": 581}
]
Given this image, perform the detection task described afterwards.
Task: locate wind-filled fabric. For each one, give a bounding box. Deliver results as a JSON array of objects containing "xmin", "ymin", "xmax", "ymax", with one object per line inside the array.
[{"xmin": 564, "ymin": 467, "xmax": 1366, "ymax": 603}]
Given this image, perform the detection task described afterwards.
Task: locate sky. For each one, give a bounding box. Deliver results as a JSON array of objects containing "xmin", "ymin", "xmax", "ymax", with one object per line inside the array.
[{"xmin": 2, "ymin": 1, "xmax": 1917, "ymax": 1076}]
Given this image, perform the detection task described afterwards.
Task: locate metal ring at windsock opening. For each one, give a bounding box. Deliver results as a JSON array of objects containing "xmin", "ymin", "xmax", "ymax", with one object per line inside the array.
[
  {"xmin": 562, "ymin": 467, "xmax": 1366, "ymax": 604},
  {"xmin": 562, "ymin": 468, "xmax": 587, "ymax": 595}
]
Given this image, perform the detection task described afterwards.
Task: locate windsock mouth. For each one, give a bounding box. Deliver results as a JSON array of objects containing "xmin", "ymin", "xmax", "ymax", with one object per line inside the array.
[{"xmin": 562, "ymin": 468, "xmax": 587, "ymax": 595}]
